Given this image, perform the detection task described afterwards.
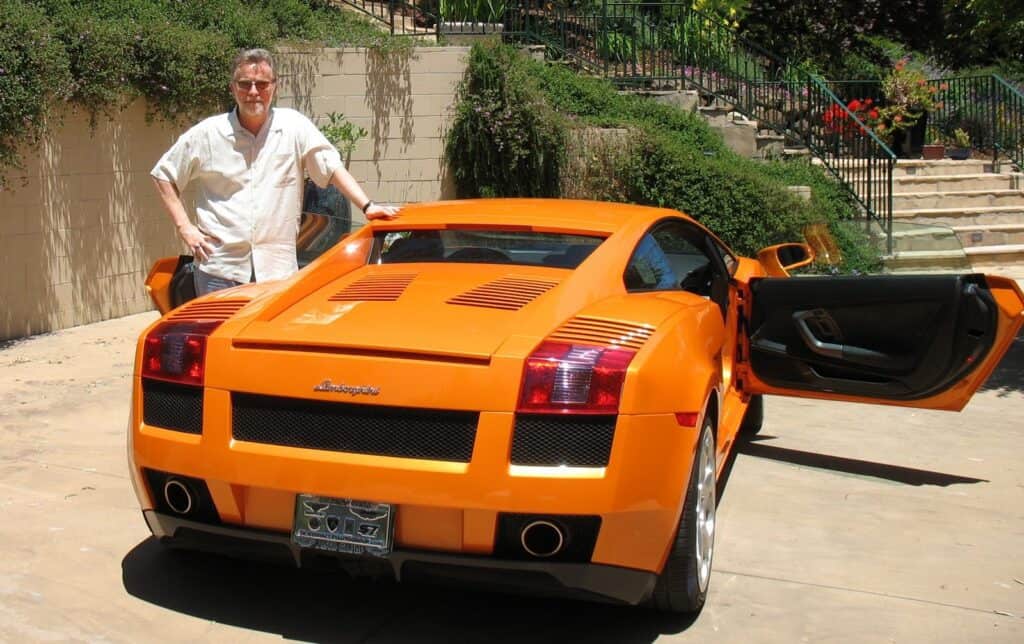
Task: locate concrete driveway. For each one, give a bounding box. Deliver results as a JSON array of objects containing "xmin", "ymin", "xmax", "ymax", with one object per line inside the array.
[{"xmin": 1, "ymin": 311, "xmax": 1021, "ymax": 642}]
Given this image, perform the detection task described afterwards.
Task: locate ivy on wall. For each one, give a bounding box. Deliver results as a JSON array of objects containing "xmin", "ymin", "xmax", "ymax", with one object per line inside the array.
[{"xmin": 0, "ymin": 0, "xmax": 397, "ymax": 185}]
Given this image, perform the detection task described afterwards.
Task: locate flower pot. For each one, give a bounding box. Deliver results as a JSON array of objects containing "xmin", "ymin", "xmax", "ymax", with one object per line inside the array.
[
  {"xmin": 947, "ymin": 147, "xmax": 970, "ymax": 160},
  {"xmin": 887, "ymin": 112, "xmax": 929, "ymax": 157},
  {"xmin": 921, "ymin": 144, "xmax": 945, "ymax": 160}
]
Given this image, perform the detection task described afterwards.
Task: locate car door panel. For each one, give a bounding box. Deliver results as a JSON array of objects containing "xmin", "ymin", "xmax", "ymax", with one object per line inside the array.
[
  {"xmin": 145, "ymin": 255, "xmax": 179, "ymax": 315},
  {"xmin": 740, "ymin": 274, "xmax": 1024, "ymax": 410}
]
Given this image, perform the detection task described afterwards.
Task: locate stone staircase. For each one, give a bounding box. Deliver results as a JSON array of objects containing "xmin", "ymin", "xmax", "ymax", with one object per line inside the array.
[
  {"xmin": 885, "ymin": 159, "xmax": 1024, "ymax": 277},
  {"xmin": 616, "ymin": 90, "xmax": 1024, "ymax": 277},
  {"xmin": 638, "ymin": 89, "xmax": 786, "ymax": 159}
]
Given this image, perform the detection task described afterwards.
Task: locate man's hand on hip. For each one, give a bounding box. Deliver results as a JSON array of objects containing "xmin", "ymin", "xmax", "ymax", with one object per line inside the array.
[{"xmin": 178, "ymin": 223, "xmax": 217, "ymax": 262}]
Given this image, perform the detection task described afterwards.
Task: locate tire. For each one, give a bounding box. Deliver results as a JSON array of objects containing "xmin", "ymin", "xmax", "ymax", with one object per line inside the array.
[
  {"xmin": 648, "ymin": 416, "xmax": 717, "ymax": 614},
  {"xmin": 739, "ymin": 394, "xmax": 764, "ymax": 436}
]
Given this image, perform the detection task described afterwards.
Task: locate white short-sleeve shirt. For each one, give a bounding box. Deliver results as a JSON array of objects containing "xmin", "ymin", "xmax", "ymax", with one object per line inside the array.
[{"xmin": 151, "ymin": 107, "xmax": 343, "ymax": 283}]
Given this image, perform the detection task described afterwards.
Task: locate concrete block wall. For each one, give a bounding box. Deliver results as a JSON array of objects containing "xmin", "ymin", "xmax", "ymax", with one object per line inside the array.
[
  {"xmin": 276, "ymin": 46, "xmax": 465, "ymax": 209},
  {"xmin": 0, "ymin": 47, "xmax": 469, "ymax": 341}
]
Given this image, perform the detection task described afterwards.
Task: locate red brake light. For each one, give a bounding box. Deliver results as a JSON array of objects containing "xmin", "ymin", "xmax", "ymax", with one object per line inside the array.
[
  {"xmin": 141, "ymin": 321, "xmax": 222, "ymax": 386},
  {"xmin": 517, "ymin": 341, "xmax": 636, "ymax": 414}
]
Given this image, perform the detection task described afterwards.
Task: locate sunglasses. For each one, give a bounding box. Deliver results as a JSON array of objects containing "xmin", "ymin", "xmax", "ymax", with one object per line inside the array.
[{"xmin": 234, "ymin": 79, "xmax": 274, "ymax": 92}]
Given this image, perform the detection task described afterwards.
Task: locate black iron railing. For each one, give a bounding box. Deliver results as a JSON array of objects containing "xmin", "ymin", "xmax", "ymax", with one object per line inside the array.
[
  {"xmin": 503, "ymin": 1, "xmax": 897, "ymax": 252},
  {"xmin": 338, "ymin": 0, "xmax": 440, "ymax": 36},
  {"xmin": 928, "ymin": 75, "xmax": 1024, "ymax": 168},
  {"xmin": 829, "ymin": 75, "xmax": 1024, "ymax": 169},
  {"xmin": 335, "ymin": 1, "xmax": 1023, "ymax": 253}
]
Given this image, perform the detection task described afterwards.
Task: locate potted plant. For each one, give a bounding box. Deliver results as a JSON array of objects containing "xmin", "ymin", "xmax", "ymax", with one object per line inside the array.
[
  {"xmin": 947, "ymin": 128, "xmax": 971, "ymax": 160},
  {"xmin": 875, "ymin": 59, "xmax": 947, "ymax": 157},
  {"xmin": 921, "ymin": 126, "xmax": 945, "ymax": 160}
]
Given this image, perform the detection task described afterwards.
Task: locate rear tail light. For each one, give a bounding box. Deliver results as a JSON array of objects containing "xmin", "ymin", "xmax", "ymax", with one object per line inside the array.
[
  {"xmin": 517, "ymin": 341, "xmax": 635, "ymax": 414},
  {"xmin": 142, "ymin": 321, "xmax": 222, "ymax": 386}
]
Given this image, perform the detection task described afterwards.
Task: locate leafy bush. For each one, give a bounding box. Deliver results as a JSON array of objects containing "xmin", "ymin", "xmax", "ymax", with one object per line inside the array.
[
  {"xmin": 445, "ymin": 42, "xmax": 566, "ymax": 198},
  {"xmin": 0, "ymin": 0, "xmax": 396, "ymax": 183},
  {"xmin": 0, "ymin": 0, "xmax": 71, "ymax": 172},
  {"xmin": 439, "ymin": 0, "xmax": 507, "ymax": 23},
  {"xmin": 60, "ymin": 15, "xmax": 137, "ymax": 124},
  {"xmin": 131, "ymin": 20, "xmax": 235, "ymax": 123},
  {"xmin": 447, "ymin": 43, "xmax": 875, "ymax": 267}
]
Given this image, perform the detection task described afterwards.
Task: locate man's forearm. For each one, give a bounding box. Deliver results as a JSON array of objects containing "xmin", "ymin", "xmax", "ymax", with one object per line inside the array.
[
  {"xmin": 152, "ymin": 177, "xmax": 191, "ymax": 230},
  {"xmin": 328, "ymin": 166, "xmax": 371, "ymax": 211},
  {"xmin": 152, "ymin": 176, "xmax": 216, "ymax": 259}
]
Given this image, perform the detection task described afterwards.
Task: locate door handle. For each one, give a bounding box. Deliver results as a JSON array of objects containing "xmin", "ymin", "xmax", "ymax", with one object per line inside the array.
[
  {"xmin": 794, "ymin": 310, "xmax": 844, "ymax": 359},
  {"xmin": 793, "ymin": 310, "xmax": 912, "ymax": 371}
]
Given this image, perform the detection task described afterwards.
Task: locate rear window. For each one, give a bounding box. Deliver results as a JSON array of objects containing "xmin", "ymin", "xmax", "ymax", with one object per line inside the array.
[{"xmin": 371, "ymin": 229, "xmax": 605, "ymax": 268}]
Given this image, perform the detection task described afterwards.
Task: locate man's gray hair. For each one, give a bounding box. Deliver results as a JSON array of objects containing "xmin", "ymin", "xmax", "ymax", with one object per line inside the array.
[{"xmin": 231, "ymin": 48, "xmax": 276, "ymax": 80}]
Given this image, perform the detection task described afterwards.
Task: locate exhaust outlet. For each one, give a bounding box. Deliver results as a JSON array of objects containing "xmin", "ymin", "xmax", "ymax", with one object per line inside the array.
[
  {"xmin": 520, "ymin": 520, "xmax": 565, "ymax": 558},
  {"xmin": 163, "ymin": 479, "xmax": 194, "ymax": 515}
]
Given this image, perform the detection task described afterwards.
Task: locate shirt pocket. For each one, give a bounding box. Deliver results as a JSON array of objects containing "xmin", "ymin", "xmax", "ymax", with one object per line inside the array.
[{"xmin": 269, "ymin": 153, "xmax": 298, "ymax": 187}]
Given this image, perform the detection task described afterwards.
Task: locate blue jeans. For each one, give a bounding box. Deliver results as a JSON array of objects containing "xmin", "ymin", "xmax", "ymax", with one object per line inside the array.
[{"xmin": 193, "ymin": 268, "xmax": 246, "ymax": 296}]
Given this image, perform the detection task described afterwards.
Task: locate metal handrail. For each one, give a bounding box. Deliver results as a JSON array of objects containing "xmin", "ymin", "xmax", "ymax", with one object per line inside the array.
[
  {"xmin": 334, "ymin": 0, "xmax": 440, "ymax": 36},
  {"xmin": 827, "ymin": 76, "xmax": 1024, "ymax": 170},
  {"xmin": 927, "ymin": 75, "xmax": 1024, "ymax": 168},
  {"xmin": 992, "ymin": 75, "xmax": 1024, "ymax": 168},
  {"xmin": 503, "ymin": 0, "xmax": 897, "ymax": 252}
]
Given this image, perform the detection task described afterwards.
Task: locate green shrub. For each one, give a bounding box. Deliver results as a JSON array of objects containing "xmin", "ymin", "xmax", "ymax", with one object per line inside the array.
[
  {"xmin": 619, "ymin": 131, "xmax": 809, "ymax": 255},
  {"xmin": 131, "ymin": 20, "xmax": 235, "ymax": 123},
  {"xmin": 0, "ymin": 0, "xmax": 71, "ymax": 172},
  {"xmin": 0, "ymin": 0, "xmax": 397, "ymax": 184},
  {"xmin": 60, "ymin": 16, "xmax": 137, "ymax": 125},
  {"xmin": 446, "ymin": 43, "xmax": 876, "ymax": 269},
  {"xmin": 445, "ymin": 42, "xmax": 566, "ymax": 198}
]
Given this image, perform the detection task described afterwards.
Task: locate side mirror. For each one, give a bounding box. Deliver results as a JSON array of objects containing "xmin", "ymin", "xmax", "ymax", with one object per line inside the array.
[{"xmin": 756, "ymin": 242, "xmax": 815, "ymax": 277}]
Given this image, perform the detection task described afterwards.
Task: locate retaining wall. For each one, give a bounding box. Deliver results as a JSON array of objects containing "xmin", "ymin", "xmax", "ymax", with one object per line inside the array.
[{"xmin": 0, "ymin": 47, "xmax": 468, "ymax": 340}]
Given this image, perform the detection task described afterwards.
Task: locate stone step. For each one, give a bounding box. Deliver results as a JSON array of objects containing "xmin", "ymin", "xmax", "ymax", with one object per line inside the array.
[
  {"xmin": 888, "ymin": 224, "xmax": 966, "ymax": 253},
  {"xmin": 629, "ymin": 89, "xmax": 701, "ymax": 113},
  {"xmin": 892, "ymin": 205, "xmax": 1024, "ymax": 227},
  {"xmin": 756, "ymin": 132, "xmax": 785, "ymax": 159},
  {"xmin": 883, "ymin": 249, "xmax": 973, "ymax": 273},
  {"xmin": 891, "ymin": 173, "xmax": 1023, "ymax": 194},
  {"xmin": 893, "ymin": 159, "xmax": 998, "ymax": 177},
  {"xmin": 814, "ymin": 158, "xmax": 998, "ymax": 176},
  {"xmin": 700, "ymin": 110, "xmax": 756, "ymax": 129},
  {"xmin": 893, "ymin": 189, "xmax": 1024, "ymax": 210},
  {"xmin": 964, "ymin": 245, "xmax": 1024, "ymax": 278},
  {"xmin": 953, "ymin": 224, "xmax": 1024, "ymax": 248}
]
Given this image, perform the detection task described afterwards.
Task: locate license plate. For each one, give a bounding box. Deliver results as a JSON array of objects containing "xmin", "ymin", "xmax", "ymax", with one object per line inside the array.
[{"xmin": 292, "ymin": 494, "xmax": 394, "ymax": 557}]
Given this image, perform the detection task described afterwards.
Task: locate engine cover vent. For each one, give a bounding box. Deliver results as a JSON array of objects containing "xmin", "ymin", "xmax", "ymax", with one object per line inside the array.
[
  {"xmin": 329, "ymin": 273, "xmax": 416, "ymax": 301},
  {"xmin": 548, "ymin": 316, "xmax": 655, "ymax": 350},
  {"xmin": 447, "ymin": 277, "xmax": 559, "ymax": 311},
  {"xmin": 167, "ymin": 298, "xmax": 249, "ymax": 322}
]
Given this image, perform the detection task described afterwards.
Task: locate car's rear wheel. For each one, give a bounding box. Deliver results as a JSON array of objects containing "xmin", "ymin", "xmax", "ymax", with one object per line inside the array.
[
  {"xmin": 648, "ymin": 416, "xmax": 716, "ymax": 614},
  {"xmin": 739, "ymin": 394, "xmax": 764, "ymax": 436}
]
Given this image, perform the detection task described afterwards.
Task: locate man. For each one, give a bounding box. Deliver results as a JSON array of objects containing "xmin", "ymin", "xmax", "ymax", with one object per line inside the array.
[{"xmin": 151, "ymin": 48, "xmax": 399, "ymax": 295}]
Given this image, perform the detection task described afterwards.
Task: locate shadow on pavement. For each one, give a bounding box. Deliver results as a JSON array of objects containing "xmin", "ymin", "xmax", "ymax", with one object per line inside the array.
[
  {"xmin": 122, "ymin": 538, "xmax": 696, "ymax": 643},
  {"xmin": 737, "ymin": 436, "xmax": 987, "ymax": 486},
  {"xmin": 980, "ymin": 328, "xmax": 1024, "ymax": 396}
]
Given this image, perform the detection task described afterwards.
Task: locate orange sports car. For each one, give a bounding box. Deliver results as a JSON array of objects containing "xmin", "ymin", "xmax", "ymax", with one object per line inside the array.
[{"xmin": 130, "ymin": 199, "xmax": 1024, "ymax": 614}]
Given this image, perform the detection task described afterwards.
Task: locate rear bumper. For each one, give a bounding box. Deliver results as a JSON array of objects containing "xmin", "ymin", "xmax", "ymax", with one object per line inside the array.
[{"xmin": 145, "ymin": 511, "xmax": 657, "ymax": 605}]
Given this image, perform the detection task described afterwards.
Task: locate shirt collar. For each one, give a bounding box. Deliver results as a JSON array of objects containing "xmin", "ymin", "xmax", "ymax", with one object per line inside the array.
[{"xmin": 227, "ymin": 107, "xmax": 277, "ymax": 140}]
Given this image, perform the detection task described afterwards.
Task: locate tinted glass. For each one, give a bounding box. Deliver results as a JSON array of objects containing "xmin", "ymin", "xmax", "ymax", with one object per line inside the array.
[
  {"xmin": 625, "ymin": 221, "xmax": 713, "ymax": 293},
  {"xmin": 372, "ymin": 229, "xmax": 605, "ymax": 268}
]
